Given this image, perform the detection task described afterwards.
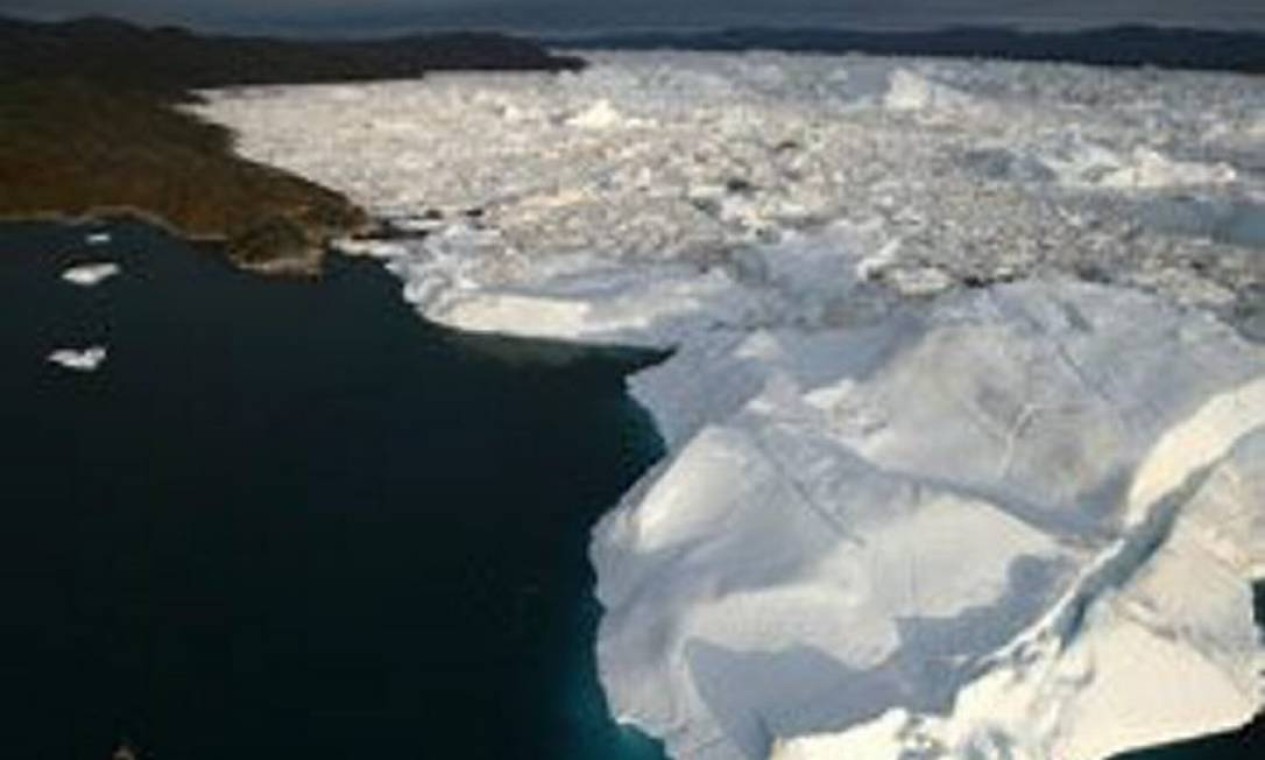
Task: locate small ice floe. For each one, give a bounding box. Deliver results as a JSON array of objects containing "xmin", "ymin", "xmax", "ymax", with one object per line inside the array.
[
  {"xmin": 85, "ymin": 232, "xmax": 112, "ymax": 246},
  {"xmin": 61, "ymin": 262, "xmax": 121, "ymax": 287},
  {"xmin": 566, "ymin": 99, "xmax": 625, "ymax": 130},
  {"xmin": 47, "ymin": 346, "xmax": 108, "ymax": 372}
]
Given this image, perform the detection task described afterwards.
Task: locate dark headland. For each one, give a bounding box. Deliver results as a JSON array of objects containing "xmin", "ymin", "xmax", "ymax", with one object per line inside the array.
[
  {"xmin": 553, "ymin": 25, "xmax": 1265, "ymax": 74},
  {"xmin": 0, "ymin": 16, "xmax": 583, "ymax": 274}
]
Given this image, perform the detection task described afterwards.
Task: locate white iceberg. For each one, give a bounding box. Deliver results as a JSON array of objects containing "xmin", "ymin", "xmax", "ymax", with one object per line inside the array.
[
  {"xmin": 595, "ymin": 281, "xmax": 1264, "ymax": 760},
  {"xmin": 775, "ymin": 429, "xmax": 1265, "ymax": 760},
  {"xmin": 1032, "ymin": 138, "xmax": 1239, "ymax": 191},
  {"xmin": 61, "ymin": 262, "xmax": 121, "ymax": 287},
  {"xmin": 883, "ymin": 67, "xmax": 978, "ymax": 112},
  {"xmin": 197, "ymin": 51, "xmax": 1265, "ymax": 760},
  {"xmin": 47, "ymin": 346, "xmax": 107, "ymax": 372},
  {"xmin": 566, "ymin": 98, "xmax": 627, "ymax": 130}
]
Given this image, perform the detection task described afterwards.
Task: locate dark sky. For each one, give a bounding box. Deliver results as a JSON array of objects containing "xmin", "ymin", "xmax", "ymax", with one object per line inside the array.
[{"xmin": 2, "ymin": 0, "xmax": 1262, "ymax": 35}]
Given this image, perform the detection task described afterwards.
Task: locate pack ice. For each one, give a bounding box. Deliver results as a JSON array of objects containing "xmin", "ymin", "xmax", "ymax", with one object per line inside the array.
[{"xmin": 199, "ymin": 52, "xmax": 1265, "ymax": 760}]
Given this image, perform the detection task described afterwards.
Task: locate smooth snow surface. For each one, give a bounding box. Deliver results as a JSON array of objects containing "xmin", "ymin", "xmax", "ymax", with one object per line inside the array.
[
  {"xmin": 200, "ymin": 52, "xmax": 1265, "ymax": 760},
  {"xmin": 61, "ymin": 262, "xmax": 121, "ymax": 287},
  {"xmin": 48, "ymin": 346, "xmax": 107, "ymax": 372}
]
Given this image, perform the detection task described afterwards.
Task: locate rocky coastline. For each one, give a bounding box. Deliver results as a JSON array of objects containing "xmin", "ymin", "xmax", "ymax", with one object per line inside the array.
[{"xmin": 0, "ymin": 16, "xmax": 582, "ymax": 275}]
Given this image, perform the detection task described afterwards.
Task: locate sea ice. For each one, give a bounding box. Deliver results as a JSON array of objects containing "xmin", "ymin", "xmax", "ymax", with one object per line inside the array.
[
  {"xmin": 595, "ymin": 282, "xmax": 1264, "ymax": 760},
  {"xmin": 61, "ymin": 262, "xmax": 121, "ymax": 287},
  {"xmin": 198, "ymin": 51, "xmax": 1265, "ymax": 760},
  {"xmin": 774, "ymin": 429, "xmax": 1265, "ymax": 760},
  {"xmin": 47, "ymin": 346, "xmax": 107, "ymax": 372}
]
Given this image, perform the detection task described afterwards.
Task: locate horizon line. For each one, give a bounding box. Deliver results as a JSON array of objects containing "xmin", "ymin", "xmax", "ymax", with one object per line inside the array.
[{"xmin": 5, "ymin": 12, "xmax": 1265, "ymax": 42}]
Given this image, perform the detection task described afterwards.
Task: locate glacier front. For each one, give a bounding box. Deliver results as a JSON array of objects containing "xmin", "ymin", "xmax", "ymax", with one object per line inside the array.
[{"xmin": 198, "ymin": 52, "xmax": 1265, "ymax": 760}]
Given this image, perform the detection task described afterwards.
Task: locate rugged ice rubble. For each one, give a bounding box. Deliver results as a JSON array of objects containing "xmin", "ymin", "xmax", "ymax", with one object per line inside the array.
[
  {"xmin": 61, "ymin": 261, "xmax": 121, "ymax": 287},
  {"xmin": 774, "ymin": 427, "xmax": 1265, "ymax": 760},
  {"xmin": 199, "ymin": 52, "xmax": 1265, "ymax": 760},
  {"xmin": 47, "ymin": 346, "xmax": 107, "ymax": 372},
  {"xmin": 200, "ymin": 52, "xmax": 1263, "ymax": 320}
]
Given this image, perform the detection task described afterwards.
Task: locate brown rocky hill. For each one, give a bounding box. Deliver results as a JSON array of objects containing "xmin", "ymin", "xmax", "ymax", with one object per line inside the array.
[{"xmin": 0, "ymin": 16, "xmax": 584, "ymax": 274}]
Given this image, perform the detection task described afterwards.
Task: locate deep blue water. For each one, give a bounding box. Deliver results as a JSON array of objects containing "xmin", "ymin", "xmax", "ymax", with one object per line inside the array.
[{"xmin": 0, "ymin": 221, "xmax": 667, "ymax": 760}]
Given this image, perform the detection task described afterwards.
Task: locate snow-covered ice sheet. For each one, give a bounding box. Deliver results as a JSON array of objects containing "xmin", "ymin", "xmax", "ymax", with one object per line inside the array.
[
  {"xmin": 48, "ymin": 346, "xmax": 107, "ymax": 372},
  {"xmin": 199, "ymin": 52, "xmax": 1265, "ymax": 760},
  {"xmin": 774, "ymin": 428, "xmax": 1265, "ymax": 760},
  {"xmin": 598, "ymin": 283, "xmax": 1264, "ymax": 760},
  {"xmin": 199, "ymin": 52, "xmax": 1264, "ymax": 321},
  {"xmin": 61, "ymin": 262, "xmax": 121, "ymax": 287}
]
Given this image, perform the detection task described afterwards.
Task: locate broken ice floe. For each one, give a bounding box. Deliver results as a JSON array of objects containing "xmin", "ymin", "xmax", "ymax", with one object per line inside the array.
[
  {"xmin": 47, "ymin": 346, "xmax": 107, "ymax": 372},
  {"xmin": 61, "ymin": 262, "xmax": 121, "ymax": 287},
  {"xmin": 199, "ymin": 52, "xmax": 1264, "ymax": 310}
]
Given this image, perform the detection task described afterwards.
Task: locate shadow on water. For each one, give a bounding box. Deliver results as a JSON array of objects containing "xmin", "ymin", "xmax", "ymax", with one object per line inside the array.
[{"xmin": 0, "ymin": 220, "xmax": 667, "ymax": 760}]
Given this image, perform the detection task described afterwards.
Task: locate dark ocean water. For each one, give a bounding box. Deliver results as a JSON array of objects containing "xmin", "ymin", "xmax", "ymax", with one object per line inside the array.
[{"xmin": 0, "ymin": 221, "xmax": 667, "ymax": 760}]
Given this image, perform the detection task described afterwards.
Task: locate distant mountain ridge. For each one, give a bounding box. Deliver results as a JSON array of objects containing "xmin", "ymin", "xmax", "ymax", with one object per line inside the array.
[
  {"xmin": 550, "ymin": 25, "xmax": 1265, "ymax": 74},
  {"xmin": 0, "ymin": 15, "xmax": 584, "ymax": 97}
]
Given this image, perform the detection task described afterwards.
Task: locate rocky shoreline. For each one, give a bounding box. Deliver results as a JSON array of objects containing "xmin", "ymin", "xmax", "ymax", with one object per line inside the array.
[{"xmin": 0, "ymin": 16, "xmax": 582, "ymax": 275}]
